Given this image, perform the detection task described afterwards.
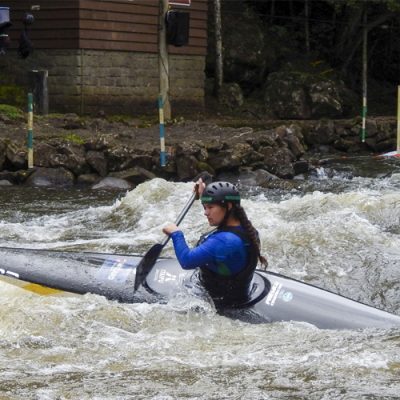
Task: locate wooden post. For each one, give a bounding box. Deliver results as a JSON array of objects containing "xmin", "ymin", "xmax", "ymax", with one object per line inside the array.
[
  {"xmin": 304, "ymin": 0, "xmax": 310, "ymax": 53},
  {"xmin": 269, "ymin": 0, "xmax": 275, "ymax": 24},
  {"xmin": 159, "ymin": 0, "xmax": 171, "ymax": 120},
  {"xmin": 27, "ymin": 93, "xmax": 34, "ymax": 169},
  {"xmin": 361, "ymin": 10, "xmax": 367, "ymax": 143},
  {"xmin": 80, "ymin": 49, "xmax": 85, "ymax": 115},
  {"xmin": 29, "ymin": 69, "xmax": 49, "ymax": 115},
  {"xmin": 397, "ymin": 85, "xmax": 400, "ymax": 153},
  {"xmin": 213, "ymin": 0, "xmax": 223, "ymax": 99}
]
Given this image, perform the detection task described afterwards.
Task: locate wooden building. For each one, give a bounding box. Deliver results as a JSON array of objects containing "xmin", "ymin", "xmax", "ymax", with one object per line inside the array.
[{"xmin": 1, "ymin": 0, "xmax": 208, "ymax": 115}]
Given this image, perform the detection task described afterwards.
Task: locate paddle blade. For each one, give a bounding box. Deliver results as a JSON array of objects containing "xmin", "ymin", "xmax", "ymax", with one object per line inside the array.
[{"xmin": 134, "ymin": 243, "xmax": 164, "ymax": 290}]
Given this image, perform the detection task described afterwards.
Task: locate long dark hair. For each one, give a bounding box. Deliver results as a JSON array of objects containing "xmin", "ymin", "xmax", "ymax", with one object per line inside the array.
[{"xmin": 222, "ymin": 204, "xmax": 268, "ymax": 269}]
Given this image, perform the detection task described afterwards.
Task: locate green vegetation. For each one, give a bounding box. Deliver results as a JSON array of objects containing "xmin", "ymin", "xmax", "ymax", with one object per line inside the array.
[
  {"xmin": 247, "ymin": 0, "xmax": 399, "ymax": 84},
  {"xmin": 106, "ymin": 114, "xmax": 134, "ymax": 124},
  {"xmin": 105, "ymin": 114, "xmax": 159, "ymax": 128},
  {"xmin": 137, "ymin": 115, "xmax": 159, "ymax": 128},
  {"xmin": 64, "ymin": 133, "xmax": 85, "ymax": 145},
  {"xmin": 0, "ymin": 104, "xmax": 24, "ymax": 120},
  {"xmin": 0, "ymin": 85, "xmax": 26, "ymax": 108}
]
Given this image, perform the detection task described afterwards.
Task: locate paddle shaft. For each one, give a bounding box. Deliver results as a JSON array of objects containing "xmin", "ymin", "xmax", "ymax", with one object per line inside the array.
[{"xmin": 160, "ymin": 192, "xmax": 197, "ymax": 247}]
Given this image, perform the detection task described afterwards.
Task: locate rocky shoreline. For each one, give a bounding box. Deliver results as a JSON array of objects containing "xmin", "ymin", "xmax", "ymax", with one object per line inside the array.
[{"xmin": 0, "ymin": 113, "xmax": 397, "ymax": 189}]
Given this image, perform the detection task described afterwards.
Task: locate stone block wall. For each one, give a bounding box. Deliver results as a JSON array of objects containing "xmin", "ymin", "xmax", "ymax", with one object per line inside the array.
[{"xmin": 1, "ymin": 49, "xmax": 205, "ymax": 115}]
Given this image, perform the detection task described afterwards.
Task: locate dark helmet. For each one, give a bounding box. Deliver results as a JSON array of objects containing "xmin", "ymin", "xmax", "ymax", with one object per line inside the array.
[{"xmin": 201, "ymin": 181, "xmax": 240, "ymax": 205}]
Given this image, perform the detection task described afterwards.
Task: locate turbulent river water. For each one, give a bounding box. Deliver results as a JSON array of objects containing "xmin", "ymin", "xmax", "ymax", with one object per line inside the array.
[{"xmin": 0, "ymin": 157, "xmax": 399, "ymax": 399}]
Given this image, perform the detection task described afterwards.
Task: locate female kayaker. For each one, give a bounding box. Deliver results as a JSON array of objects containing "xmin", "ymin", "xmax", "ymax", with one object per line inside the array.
[{"xmin": 162, "ymin": 180, "xmax": 267, "ymax": 307}]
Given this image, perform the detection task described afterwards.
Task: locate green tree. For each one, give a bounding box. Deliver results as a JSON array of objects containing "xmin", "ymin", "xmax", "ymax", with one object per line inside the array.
[{"xmin": 327, "ymin": 0, "xmax": 399, "ymax": 76}]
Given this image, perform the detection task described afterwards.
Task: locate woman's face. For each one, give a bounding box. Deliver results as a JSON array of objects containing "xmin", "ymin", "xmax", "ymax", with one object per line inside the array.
[{"xmin": 203, "ymin": 203, "xmax": 227, "ymax": 226}]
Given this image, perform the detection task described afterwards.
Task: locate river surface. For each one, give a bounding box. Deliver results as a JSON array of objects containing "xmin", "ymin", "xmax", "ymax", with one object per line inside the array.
[{"xmin": 0, "ymin": 157, "xmax": 399, "ymax": 399}]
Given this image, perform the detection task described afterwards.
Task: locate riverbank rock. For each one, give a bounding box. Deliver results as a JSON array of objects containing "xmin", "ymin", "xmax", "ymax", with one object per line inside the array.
[
  {"xmin": 264, "ymin": 71, "xmax": 356, "ymax": 119},
  {"xmin": 0, "ymin": 114, "xmax": 397, "ymax": 189},
  {"xmin": 0, "ymin": 139, "xmax": 6, "ymax": 170},
  {"xmin": 92, "ymin": 177, "xmax": 132, "ymax": 190},
  {"xmin": 25, "ymin": 167, "xmax": 75, "ymax": 187}
]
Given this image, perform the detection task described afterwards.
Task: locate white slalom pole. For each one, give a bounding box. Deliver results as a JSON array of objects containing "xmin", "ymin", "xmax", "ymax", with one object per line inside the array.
[{"xmin": 381, "ymin": 86, "xmax": 400, "ymax": 158}]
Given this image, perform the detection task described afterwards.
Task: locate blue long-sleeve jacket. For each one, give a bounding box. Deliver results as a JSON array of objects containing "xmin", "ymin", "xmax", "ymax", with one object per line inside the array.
[{"xmin": 170, "ymin": 229, "xmax": 248, "ymax": 276}]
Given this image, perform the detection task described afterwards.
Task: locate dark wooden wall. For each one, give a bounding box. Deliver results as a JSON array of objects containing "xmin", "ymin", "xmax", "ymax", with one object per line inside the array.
[
  {"xmin": 7, "ymin": 0, "xmax": 207, "ymax": 55},
  {"xmin": 8, "ymin": 1, "xmax": 80, "ymax": 49}
]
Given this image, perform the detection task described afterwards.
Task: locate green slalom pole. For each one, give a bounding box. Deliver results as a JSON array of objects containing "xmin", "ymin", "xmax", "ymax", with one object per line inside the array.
[{"xmin": 27, "ymin": 93, "xmax": 34, "ymax": 169}]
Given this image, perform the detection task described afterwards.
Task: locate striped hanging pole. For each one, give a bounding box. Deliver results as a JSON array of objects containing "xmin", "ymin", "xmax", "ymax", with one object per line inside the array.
[
  {"xmin": 158, "ymin": 95, "xmax": 166, "ymax": 167},
  {"xmin": 27, "ymin": 92, "xmax": 34, "ymax": 169},
  {"xmin": 361, "ymin": 95, "xmax": 367, "ymax": 143}
]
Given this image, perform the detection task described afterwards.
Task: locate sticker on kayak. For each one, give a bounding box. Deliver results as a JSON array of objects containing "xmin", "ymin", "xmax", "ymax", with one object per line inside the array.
[
  {"xmin": 265, "ymin": 282, "xmax": 294, "ymax": 306},
  {"xmin": 0, "ymin": 268, "xmax": 20, "ymax": 279},
  {"xmin": 153, "ymin": 268, "xmax": 185, "ymax": 285},
  {"xmin": 97, "ymin": 258, "xmax": 136, "ymax": 283},
  {"xmin": 280, "ymin": 290, "xmax": 293, "ymax": 302}
]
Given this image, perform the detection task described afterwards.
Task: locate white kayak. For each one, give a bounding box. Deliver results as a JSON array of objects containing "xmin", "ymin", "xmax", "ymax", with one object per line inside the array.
[{"xmin": 0, "ymin": 246, "xmax": 399, "ymax": 330}]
